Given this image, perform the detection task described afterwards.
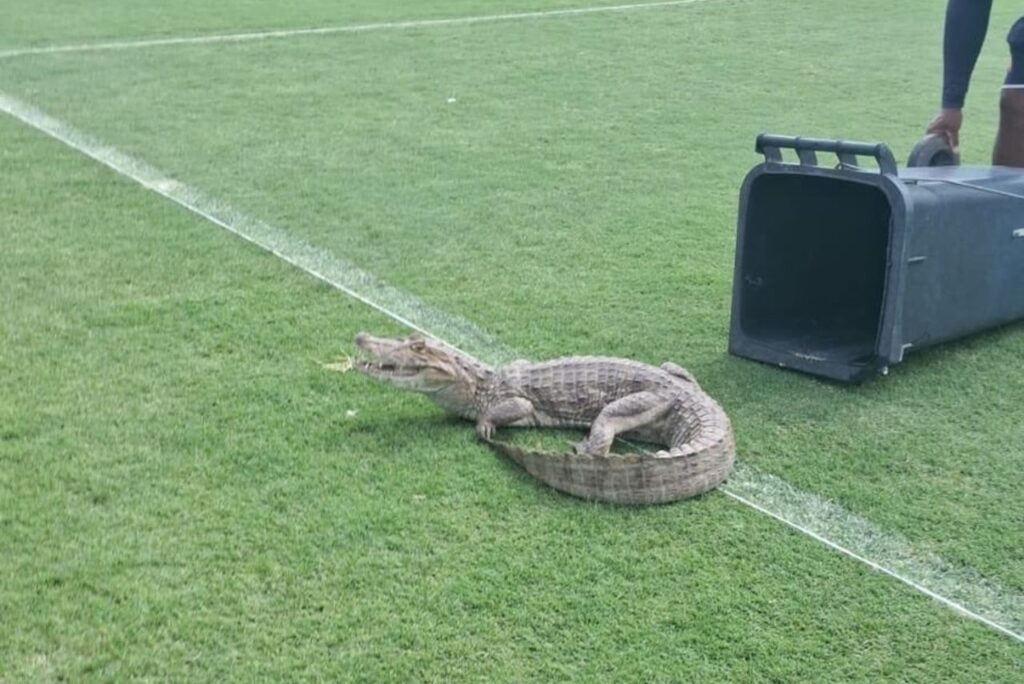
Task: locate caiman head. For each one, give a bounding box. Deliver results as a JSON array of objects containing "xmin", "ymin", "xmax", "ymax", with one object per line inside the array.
[{"xmin": 353, "ymin": 332, "xmax": 491, "ymax": 419}]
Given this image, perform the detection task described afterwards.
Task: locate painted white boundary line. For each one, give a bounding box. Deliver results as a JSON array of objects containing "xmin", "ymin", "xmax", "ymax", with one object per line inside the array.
[
  {"xmin": 0, "ymin": 91, "xmax": 517, "ymax": 367},
  {"xmin": 722, "ymin": 464, "xmax": 1023, "ymax": 643},
  {"xmin": 1, "ymin": 89, "xmax": 1021, "ymax": 643},
  {"xmin": 0, "ymin": 0, "xmax": 718, "ymax": 60}
]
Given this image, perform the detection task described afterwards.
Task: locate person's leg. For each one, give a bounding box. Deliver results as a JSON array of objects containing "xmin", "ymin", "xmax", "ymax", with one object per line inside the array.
[{"xmin": 993, "ymin": 18, "xmax": 1024, "ymax": 166}]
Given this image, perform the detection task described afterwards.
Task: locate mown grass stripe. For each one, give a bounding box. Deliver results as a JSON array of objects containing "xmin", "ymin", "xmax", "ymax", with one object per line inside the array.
[
  {"xmin": 0, "ymin": 0, "xmax": 719, "ymax": 60},
  {"xmin": 723, "ymin": 463, "xmax": 1024, "ymax": 643},
  {"xmin": 0, "ymin": 90, "xmax": 517, "ymax": 366},
  {"xmin": 2, "ymin": 88, "xmax": 1021, "ymax": 643}
]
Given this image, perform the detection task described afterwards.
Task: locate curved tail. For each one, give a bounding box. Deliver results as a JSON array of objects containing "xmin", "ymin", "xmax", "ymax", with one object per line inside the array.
[{"xmin": 484, "ymin": 398, "xmax": 735, "ymax": 505}]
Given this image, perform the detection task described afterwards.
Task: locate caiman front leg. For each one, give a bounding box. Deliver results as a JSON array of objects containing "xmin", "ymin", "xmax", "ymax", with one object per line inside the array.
[
  {"xmin": 574, "ymin": 391, "xmax": 674, "ymax": 457},
  {"xmin": 476, "ymin": 397, "xmax": 535, "ymax": 441}
]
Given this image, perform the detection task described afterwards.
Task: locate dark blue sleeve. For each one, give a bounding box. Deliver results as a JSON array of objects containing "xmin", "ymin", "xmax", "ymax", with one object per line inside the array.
[{"xmin": 941, "ymin": 0, "xmax": 994, "ymax": 108}]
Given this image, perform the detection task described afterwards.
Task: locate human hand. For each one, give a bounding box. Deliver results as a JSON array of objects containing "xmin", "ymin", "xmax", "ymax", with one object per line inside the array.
[{"xmin": 926, "ymin": 108, "xmax": 963, "ymax": 153}]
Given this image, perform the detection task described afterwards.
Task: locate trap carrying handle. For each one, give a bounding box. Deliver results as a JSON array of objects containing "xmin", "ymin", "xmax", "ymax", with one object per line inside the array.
[{"xmin": 756, "ymin": 134, "xmax": 898, "ymax": 176}]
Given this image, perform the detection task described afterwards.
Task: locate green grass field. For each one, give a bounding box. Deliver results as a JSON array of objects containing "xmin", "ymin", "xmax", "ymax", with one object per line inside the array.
[{"xmin": 2, "ymin": 0, "xmax": 1023, "ymax": 680}]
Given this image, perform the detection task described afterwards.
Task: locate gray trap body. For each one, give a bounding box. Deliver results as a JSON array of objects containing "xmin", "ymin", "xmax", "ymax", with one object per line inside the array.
[{"xmin": 729, "ymin": 134, "xmax": 1024, "ymax": 383}]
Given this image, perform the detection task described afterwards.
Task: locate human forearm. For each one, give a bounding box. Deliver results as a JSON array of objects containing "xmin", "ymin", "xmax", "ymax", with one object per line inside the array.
[{"xmin": 942, "ymin": 0, "xmax": 994, "ymax": 108}]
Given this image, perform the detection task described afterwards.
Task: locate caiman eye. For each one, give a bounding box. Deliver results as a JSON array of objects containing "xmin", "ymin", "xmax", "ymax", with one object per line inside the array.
[{"xmin": 410, "ymin": 339, "xmax": 426, "ymax": 351}]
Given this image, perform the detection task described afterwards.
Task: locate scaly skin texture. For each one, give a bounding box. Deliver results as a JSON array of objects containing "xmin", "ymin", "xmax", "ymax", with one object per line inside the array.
[{"xmin": 352, "ymin": 332, "xmax": 735, "ymax": 504}]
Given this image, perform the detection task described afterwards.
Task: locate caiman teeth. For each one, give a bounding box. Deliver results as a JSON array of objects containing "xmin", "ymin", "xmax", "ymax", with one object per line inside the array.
[{"xmin": 358, "ymin": 360, "xmax": 403, "ymax": 373}]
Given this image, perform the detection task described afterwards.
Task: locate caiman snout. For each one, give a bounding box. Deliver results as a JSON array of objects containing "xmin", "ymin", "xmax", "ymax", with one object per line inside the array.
[{"xmin": 354, "ymin": 332, "xmax": 390, "ymax": 356}]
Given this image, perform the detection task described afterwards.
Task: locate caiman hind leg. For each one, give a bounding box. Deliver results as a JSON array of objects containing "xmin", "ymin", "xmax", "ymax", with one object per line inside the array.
[
  {"xmin": 660, "ymin": 362, "xmax": 699, "ymax": 387},
  {"xmin": 476, "ymin": 397, "xmax": 535, "ymax": 441},
  {"xmin": 574, "ymin": 391, "xmax": 675, "ymax": 457}
]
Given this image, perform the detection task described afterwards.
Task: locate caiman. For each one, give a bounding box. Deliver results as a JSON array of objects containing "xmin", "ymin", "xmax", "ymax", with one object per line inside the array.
[{"xmin": 350, "ymin": 332, "xmax": 735, "ymax": 504}]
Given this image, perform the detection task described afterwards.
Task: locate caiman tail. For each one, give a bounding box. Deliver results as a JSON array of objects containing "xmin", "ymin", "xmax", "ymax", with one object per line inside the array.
[{"xmin": 486, "ymin": 396, "xmax": 735, "ymax": 505}]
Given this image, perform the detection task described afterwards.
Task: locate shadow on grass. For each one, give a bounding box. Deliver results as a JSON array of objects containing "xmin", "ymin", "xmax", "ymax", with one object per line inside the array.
[{"xmin": 698, "ymin": 319, "xmax": 1024, "ymax": 410}]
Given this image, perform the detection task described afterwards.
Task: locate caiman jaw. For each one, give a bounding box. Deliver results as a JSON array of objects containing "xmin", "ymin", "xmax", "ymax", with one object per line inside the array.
[
  {"xmin": 352, "ymin": 332, "xmax": 492, "ymax": 420},
  {"xmin": 353, "ymin": 332, "xmax": 459, "ymax": 391},
  {"xmin": 354, "ymin": 359, "xmax": 419, "ymax": 380},
  {"xmin": 351, "ymin": 354, "xmax": 420, "ymax": 380}
]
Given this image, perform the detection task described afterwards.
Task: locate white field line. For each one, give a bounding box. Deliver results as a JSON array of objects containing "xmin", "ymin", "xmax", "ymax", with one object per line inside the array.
[
  {"xmin": 0, "ymin": 0, "xmax": 719, "ymax": 60},
  {"xmin": 0, "ymin": 91, "xmax": 516, "ymax": 367},
  {"xmin": 722, "ymin": 465, "xmax": 1023, "ymax": 643},
  {"xmin": 1, "ymin": 89, "xmax": 1021, "ymax": 644}
]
